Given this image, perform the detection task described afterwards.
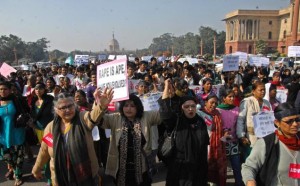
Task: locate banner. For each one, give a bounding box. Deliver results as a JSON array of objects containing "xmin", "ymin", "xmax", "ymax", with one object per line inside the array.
[
  {"xmin": 276, "ymin": 89, "xmax": 288, "ymax": 103},
  {"xmin": 177, "ymin": 57, "xmax": 198, "ymax": 64},
  {"xmin": 74, "ymin": 55, "xmax": 89, "ymax": 66},
  {"xmin": 139, "ymin": 92, "xmax": 162, "ymax": 111},
  {"xmin": 288, "ymin": 46, "xmax": 300, "ymax": 57},
  {"xmin": 222, "ymin": 55, "xmax": 239, "ymax": 72},
  {"xmin": 97, "ymin": 59, "xmax": 128, "ymax": 102},
  {"xmin": 252, "ymin": 111, "xmax": 276, "ymax": 138},
  {"xmin": 232, "ymin": 51, "xmax": 248, "ymax": 62},
  {"xmin": 249, "ymin": 56, "xmax": 270, "ymax": 66},
  {"xmin": 108, "ymin": 55, "xmax": 115, "ymax": 60},
  {"xmin": 116, "ymin": 55, "xmax": 127, "ymax": 60},
  {"xmin": 98, "ymin": 54, "xmax": 107, "ymax": 60},
  {"xmin": 0, "ymin": 63, "xmax": 17, "ymax": 78},
  {"xmin": 128, "ymin": 79, "xmax": 141, "ymax": 94}
]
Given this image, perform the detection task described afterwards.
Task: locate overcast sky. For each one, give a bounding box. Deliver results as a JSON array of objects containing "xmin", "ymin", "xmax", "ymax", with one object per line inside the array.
[{"xmin": 0, "ymin": 0, "xmax": 289, "ymax": 52}]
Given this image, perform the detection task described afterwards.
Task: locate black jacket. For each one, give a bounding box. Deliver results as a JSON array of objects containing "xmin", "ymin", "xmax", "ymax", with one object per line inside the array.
[{"xmin": 30, "ymin": 94, "xmax": 54, "ymax": 129}]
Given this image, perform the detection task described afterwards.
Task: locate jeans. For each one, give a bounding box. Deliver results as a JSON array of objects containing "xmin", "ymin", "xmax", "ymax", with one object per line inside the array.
[{"xmin": 228, "ymin": 154, "xmax": 244, "ymax": 186}]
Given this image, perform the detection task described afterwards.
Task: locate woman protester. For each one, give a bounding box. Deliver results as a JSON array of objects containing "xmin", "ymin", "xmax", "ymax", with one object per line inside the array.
[
  {"xmin": 242, "ymin": 103, "xmax": 300, "ymax": 186},
  {"xmin": 237, "ymin": 81, "xmax": 272, "ymax": 162},
  {"xmin": 45, "ymin": 77, "xmax": 56, "ymax": 93},
  {"xmin": 29, "ymin": 83, "xmax": 54, "ymax": 186},
  {"xmin": 197, "ymin": 94, "xmax": 227, "ymax": 186},
  {"xmin": 159, "ymin": 79, "xmax": 209, "ymax": 186},
  {"xmin": 32, "ymin": 88, "xmax": 114, "ymax": 186},
  {"xmin": 100, "ymin": 93, "xmax": 160, "ymax": 186},
  {"xmin": 196, "ymin": 78, "xmax": 215, "ymax": 107},
  {"xmin": 0, "ymin": 81, "xmax": 30, "ymax": 186},
  {"xmin": 217, "ymin": 89, "xmax": 243, "ymax": 186},
  {"xmin": 75, "ymin": 90, "xmax": 91, "ymax": 112}
]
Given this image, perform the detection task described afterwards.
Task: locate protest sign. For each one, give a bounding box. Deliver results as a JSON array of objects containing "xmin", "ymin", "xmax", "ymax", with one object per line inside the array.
[
  {"xmin": 108, "ymin": 55, "xmax": 116, "ymax": 60},
  {"xmin": 98, "ymin": 54, "xmax": 107, "ymax": 61},
  {"xmin": 141, "ymin": 56, "xmax": 152, "ymax": 62},
  {"xmin": 139, "ymin": 92, "xmax": 162, "ymax": 111},
  {"xmin": 252, "ymin": 111, "xmax": 276, "ymax": 138},
  {"xmin": 116, "ymin": 55, "xmax": 127, "ymax": 60},
  {"xmin": 223, "ymin": 55, "xmax": 239, "ymax": 71},
  {"xmin": 0, "ymin": 63, "xmax": 17, "ymax": 78},
  {"xmin": 288, "ymin": 46, "xmax": 300, "ymax": 57},
  {"xmin": 189, "ymin": 84, "xmax": 222, "ymax": 98},
  {"xmin": 74, "ymin": 55, "xmax": 89, "ymax": 66},
  {"xmin": 232, "ymin": 51, "xmax": 248, "ymax": 62},
  {"xmin": 276, "ymin": 89, "xmax": 288, "ymax": 103},
  {"xmin": 97, "ymin": 59, "xmax": 128, "ymax": 102},
  {"xmin": 128, "ymin": 56, "xmax": 135, "ymax": 62},
  {"xmin": 128, "ymin": 79, "xmax": 140, "ymax": 94},
  {"xmin": 249, "ymin": 56, "xmax": 270, "ymax": 66},
  {"xmin": 177, "ymin": 57, "xmax": 198, "ymax": 64}
]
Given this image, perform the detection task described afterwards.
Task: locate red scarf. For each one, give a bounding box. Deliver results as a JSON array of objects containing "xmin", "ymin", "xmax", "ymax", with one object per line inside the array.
[{"xmin": 275, "ymin": 130, "xmax": 300, "ymax": 151}]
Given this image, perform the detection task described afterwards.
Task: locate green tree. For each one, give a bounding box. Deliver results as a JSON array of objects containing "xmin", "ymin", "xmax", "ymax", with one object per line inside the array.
[
  {"xmin": 149, "ymin": 33, "xmax": 173, "ymax": 54},
  {"xmin": 216, "ymin": 31, "xmax": 226, "ymax": 54},
  {"xmin": 199, "ymin": 26, "xmax": 217, "ymax": 54},
  {"xmin": 255, "ymin": 40, "xmax": 267, "ymax": 55},
  {"xmin": 183, "ymin": 32, "xmax": 200, "ymax": 55},
  {"xmin": 0, "ymin": 34, "xmax": 26, "ymax": 63}
]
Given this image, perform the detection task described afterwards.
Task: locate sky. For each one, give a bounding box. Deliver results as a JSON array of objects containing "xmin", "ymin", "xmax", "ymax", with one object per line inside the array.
[{"xmin": 0, "ymin": 0, "xmax": 289, "ymax": 52}]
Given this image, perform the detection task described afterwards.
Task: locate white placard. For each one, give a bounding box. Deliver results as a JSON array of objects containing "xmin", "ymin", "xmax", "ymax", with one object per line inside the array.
[
  {"xmin": 128, "ymin": 79, "xmax": 140, "ymax": 94},
  {"xmin": 139, "ymin": 92, "xmax": 162, "ymax": 111},
  {"xmin": 74, "ymin": 55, "xmax": 89, "ymax": 66},
  {"xmin": 288, "ymin": 46, "xmax": 300, "ymax": 57},
  {"xmin": 177, "ymin": 57, "xmax": 198, "ymax": 64},
  {"xmin": 232, "ymin": 51, "xmax": 248, "ymax": 62},
  {"xmin": 116, "ymin": 55, "xmax": 127, "ymax": 60},
  {"xmin": 276, "ymin": 89, "xmax": 288, "ymax": 103},
  {"xmin": 252, "ymin": 111, "xmax": 276, "ymax": 138},
  {"xmin": 108, "ymin": 55, "xmax": 116, "ymax": 60},
  {"xmin": 97, "ymin": 59, "xmax": 129, "ymax": 102},
  {"xmin": 92, "ymin": 126, "xmax": 100, "ymax": 141},
  {"xmin": 141, "ymin": 56, "xmax": 152, "ymax": 62},
  {"xmin": 223, "ymin": 55, "xmax": 239, "ymax": 71},
  {"xmin": 98, "ymin": 54, "xmax": 107, "ymax": 60},
  {"xmin": 249, "ymin": 56, "xmax": 270, "ymax": 66}
]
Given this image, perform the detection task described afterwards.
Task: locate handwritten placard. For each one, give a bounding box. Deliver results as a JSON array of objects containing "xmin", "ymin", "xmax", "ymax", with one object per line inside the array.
[
  {"xmin": 252, "ymin": 111, "xmax": 276, "ymax": 138},
  {"xmin": 223, "ymin": 55, "xmax": 239, "ymax": 71},
  {"xmin": 74, "ymin": 55, "xmax": 89, "ymax": 66},
  {"xmin": 139, "ymin": 92, "xmax": 162, "ymax": 111},
  {"xmin": 249, "ymin": 56, "xmax": 270, "ymax": 67},
  {"xmin": 97, "ymin": 59, "xmax": 128, "ymax": 102}
]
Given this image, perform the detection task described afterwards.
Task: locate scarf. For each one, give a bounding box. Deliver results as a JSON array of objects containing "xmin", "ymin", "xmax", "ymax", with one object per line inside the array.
[
  {"xmin": 217, "ymin": 104, "xmax": 235, "ymax": 110},
  {"xmin": 275, "ymin": 130, "xmax": 300, "ymax": 151},
  {"xmin": 202, "ymin": 107, "xmax": 227, "ymax": 186},
  {"xmin": 53, "ymin": 112, "xmax": 93, "ymax": 186},
  {"xmin": 118, "ymin": 117, "xmax": 144, "ymax": 186}
]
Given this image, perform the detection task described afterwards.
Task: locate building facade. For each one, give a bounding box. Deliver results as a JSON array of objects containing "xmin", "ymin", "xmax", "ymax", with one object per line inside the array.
[
  {"xmin": 224, "ymin": 3, "xmax": 300, "ymax": 54},
  {"xmin": 108, "ymin": 33, "xmax": 120, "ymax": 52}
]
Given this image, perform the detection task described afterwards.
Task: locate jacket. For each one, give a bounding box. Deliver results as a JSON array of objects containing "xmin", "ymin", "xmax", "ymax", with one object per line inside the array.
[{"xmin": 32, "ymin": 103, "xmax": 105, "ymax": 186}]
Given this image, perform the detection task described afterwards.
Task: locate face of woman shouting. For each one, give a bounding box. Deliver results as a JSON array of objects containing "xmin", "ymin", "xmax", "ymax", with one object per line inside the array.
[
  {"xmin": 205, "ymin": 97, "xmax": 218, "ymax": 112},
  {"xmin": 181, "ymin": 100, "xmax": 197, "ymax": 119}
]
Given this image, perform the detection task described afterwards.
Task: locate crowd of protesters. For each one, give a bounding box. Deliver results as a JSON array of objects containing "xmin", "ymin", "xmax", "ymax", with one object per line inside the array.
[{"xmin": 0, "ymin": 56, "xmax": 300, "ymax": 186}]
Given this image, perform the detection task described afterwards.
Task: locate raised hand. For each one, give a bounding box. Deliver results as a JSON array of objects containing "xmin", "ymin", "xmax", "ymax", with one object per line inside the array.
[{"xmin": 93, "ymin": 87, "xmax": 114, "ymax": 108}]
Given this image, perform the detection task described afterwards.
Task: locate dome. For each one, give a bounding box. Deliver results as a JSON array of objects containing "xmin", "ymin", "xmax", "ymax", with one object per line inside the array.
[{"xmin": 108, "ymin": 33, "xmax": 120, "ymax": 52}]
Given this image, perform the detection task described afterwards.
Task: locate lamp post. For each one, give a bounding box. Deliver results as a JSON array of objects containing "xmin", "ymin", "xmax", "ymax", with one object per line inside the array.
[{"xmin": 13, "ymin": 47, "xmax": 18, "ymax": 65}]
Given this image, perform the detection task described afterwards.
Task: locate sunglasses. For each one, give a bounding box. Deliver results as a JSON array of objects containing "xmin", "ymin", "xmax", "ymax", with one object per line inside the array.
[{"xmin": 281, "ymin": 118, "xmax": 300, "ymax": 125}]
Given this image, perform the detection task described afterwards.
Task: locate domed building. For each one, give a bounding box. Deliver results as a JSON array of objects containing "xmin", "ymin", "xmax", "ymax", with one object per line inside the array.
[{"xmin": 109, "ymin": 33, "xmax": 120, "ymax": 52}]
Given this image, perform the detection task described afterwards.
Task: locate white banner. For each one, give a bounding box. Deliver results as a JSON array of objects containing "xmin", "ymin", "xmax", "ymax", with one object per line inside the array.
[
  {"xmin": 288, "ymin": 46, "xmax": 300, "ymax": 57},
  {"xmin": 139, "ymin": 92, "xmax": 162, "ymax": 111},
  {"xmin": 177, "ymin": 57, "xmax": 198, "ymax": 64},
  {"xmin": 74, "ymin": 55, "xmax": 89, "ymax": 66},
  {"xmin": 276, "ymin": 89, "xmax": 288, "ymax": 103},
  {"xmin": 141, "ymin": 56, "xmax": 152, "ymax": 62},
  {"xmin": 108, "ymin": 55, "xmax": 116, "ymax": 60},
  {"xmin": 252, "ymin": 111, "xmax": 276, "ymax": 138},
  {"xmin": 249, "ymin": 56, "xmax": 270, "ymax": 67},
  {"xmin": 232, "ymin": 51, "xmax": 248, "ymax": 62},
  {"xmin": 97, "ymin": 59, "xmax": 128, "ymax": 102},
  {"xmin": 223, "ymin": 55, "xmax": 239, "ymax": 71},
  {"xmin": 116, "ymin": 55, "xmax": 127, "ymax": 60}
]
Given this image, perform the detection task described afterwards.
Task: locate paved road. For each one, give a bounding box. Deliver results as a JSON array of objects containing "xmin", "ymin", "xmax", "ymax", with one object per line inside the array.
[{"xmin": 0, "ymin": 145, "xmax": 235, "ymax": 186}]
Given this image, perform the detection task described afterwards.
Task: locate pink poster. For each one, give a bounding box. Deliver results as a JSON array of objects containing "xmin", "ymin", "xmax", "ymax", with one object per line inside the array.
[{"xmin": 0, "ymin": 63, "xmax": 17, "ymax": 78}]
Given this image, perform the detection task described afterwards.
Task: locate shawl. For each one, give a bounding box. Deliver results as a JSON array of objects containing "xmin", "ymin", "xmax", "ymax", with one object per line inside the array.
[
  {"xmin": 118, "ymin": 117, "xmax": 144, "ymax": 186},
  {"xmin": 202, "ymin": 107, "xmax": 227, "ymax": 186},
  {"xmin": 275, "ymin": 130, "xmax": 300, "ymax": 151},
  {"xmin": 53, "ymin": 112, "xmax": 93, "ymax": 186}
]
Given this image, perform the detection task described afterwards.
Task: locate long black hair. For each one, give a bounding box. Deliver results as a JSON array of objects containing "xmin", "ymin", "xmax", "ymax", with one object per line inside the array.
[{"xmin": 119, "ymin": 94, "xmax": 144, "ymax": 119}]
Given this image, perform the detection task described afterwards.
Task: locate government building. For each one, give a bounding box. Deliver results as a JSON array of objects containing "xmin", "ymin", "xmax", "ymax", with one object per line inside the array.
[{"xmin": 224, "ymin": 1, "xmax": 300, "ymax": 54}]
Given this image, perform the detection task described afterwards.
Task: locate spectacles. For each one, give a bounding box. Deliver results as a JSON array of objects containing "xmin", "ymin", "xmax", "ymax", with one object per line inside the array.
[
  {"xmin": 57, "ymin": 104, "xmax": 74, "ymax": 111},
  {"xmin": 281, "ymin": 118, "xmax": 300, "ymax": 125},
  {"xmin": 183, "ymin": 105, "xmax": 197, "ymax": 109}
]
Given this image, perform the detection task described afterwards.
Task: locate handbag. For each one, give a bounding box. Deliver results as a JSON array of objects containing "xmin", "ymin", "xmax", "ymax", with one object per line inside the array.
[{"xmin": 158, "ymin": 117, "xmax": 179, "ymax": 158}]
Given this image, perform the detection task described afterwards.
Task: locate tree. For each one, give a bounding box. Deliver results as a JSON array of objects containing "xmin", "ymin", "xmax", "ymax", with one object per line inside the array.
[
  {"xmin": 255, "ymin": 40, "xmax": 267, "ymax": 55},
  {"xmin": 216, "ymin": 31, "xmax": 226, "ymax": 54},
  {"xmin": 149, "ymin": 33, "xmax": 173, "ymax": 55},
  {"xmin": 0, "ymin": 34, "xmax": 26, "ymax": 63},
  {"xmin": 183, "ymin": 32, "xmax": 200, "ymax": 55},
  {"xmin": 199, "ymin": 26, "xmax": 217, "ymax": 55}
]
